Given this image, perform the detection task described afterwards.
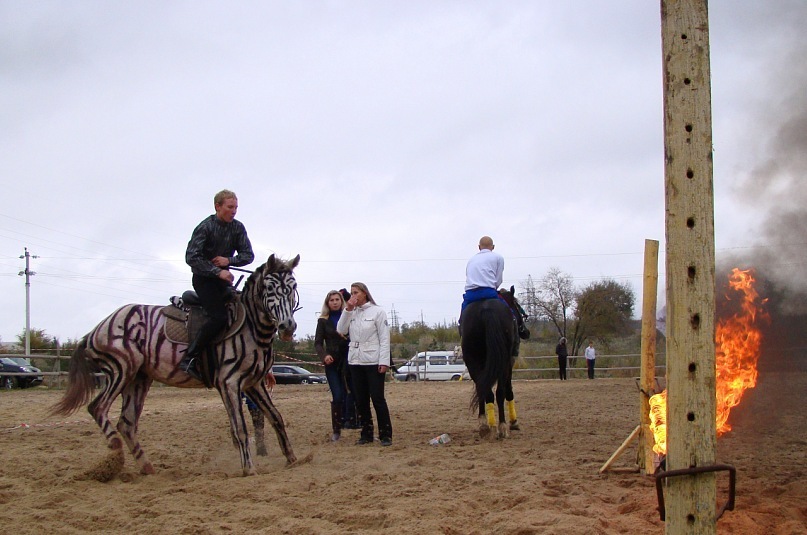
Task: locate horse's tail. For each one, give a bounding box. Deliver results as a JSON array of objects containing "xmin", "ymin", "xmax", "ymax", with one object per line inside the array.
[
  {"xmin": 471, "ymin": 305, "xmax": 510, "ymax": 411},
  {"xmin": 49, "ymin": 336, "xmax": 96, "ymax": 417}
]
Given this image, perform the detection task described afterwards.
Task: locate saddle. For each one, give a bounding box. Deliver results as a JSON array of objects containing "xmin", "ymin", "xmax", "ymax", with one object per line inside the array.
[{"xmin": 161, "ymin": 290, "xmax": 247, "ymax": 346}]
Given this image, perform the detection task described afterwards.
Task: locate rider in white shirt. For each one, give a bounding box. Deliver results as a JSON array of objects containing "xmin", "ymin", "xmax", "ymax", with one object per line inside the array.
[{"xmin": 462, "ymin": 235, "xmax": 504, "ymax": 312}]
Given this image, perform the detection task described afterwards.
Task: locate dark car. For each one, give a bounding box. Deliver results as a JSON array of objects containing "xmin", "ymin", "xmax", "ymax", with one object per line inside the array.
[
  {"xmin": 0, "ymin": 357, "xmax": 44, "ymax": 389},
  {"xmin": 270, "ymin": 365, "xmax": 327, "ymax": 385}
]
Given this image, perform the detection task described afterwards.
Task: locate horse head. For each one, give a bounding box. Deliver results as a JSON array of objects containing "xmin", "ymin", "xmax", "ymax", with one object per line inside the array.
[
  {"xmin": 251, "ymin": 254, "xmax": 301, "ymax": 342},
  {"xmin": 499, "ymin": 285, "xmax": 530, "ymax": 340}
]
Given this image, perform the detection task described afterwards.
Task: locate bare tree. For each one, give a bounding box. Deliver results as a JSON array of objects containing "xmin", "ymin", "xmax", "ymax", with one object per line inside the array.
[
  {"xmin": 520, "ymin": 270, "xmax": 637, "ymax": 356},
  {"xmin": 520, "ymin": 268, "xmax": 580, "ymax": 347}
]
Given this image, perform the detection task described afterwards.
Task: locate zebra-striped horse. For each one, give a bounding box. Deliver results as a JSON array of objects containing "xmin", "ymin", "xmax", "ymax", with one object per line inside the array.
[{"xmin": 51, "ymin": 254, "xmax": 301, "ymax": 477}]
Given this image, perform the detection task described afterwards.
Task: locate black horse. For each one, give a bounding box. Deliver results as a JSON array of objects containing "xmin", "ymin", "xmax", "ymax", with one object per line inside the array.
[{"xmin": 460, "ymin": 286, "xmax": 529, "ymax": 439}]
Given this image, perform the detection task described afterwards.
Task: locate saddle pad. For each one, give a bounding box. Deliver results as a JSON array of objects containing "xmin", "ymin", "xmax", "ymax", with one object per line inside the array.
[
  {"xmin": 161, "ymin": 307, "xmax": 190, "ymax": 344},
  {"xmin": 160, "ymin": 303, "xmax": 247, "ymax": 345}
]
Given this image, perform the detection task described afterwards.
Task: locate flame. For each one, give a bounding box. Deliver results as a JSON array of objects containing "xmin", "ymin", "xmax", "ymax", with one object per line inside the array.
[
  {"xmin": 648, "ymin": 390, "xmax": 667, "ymax": 455},
  {"xmin": 649, "ymin": 268, "xmax": 766, "ymax": 455}
]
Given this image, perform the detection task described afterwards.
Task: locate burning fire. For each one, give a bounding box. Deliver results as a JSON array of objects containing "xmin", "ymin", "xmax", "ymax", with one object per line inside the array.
[{"xmin": 649, "ymin": 268, "xmax": 767, "ymax": 455}]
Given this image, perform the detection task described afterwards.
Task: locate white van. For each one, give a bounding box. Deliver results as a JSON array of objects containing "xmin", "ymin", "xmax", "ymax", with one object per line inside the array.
[{"xmin": 394, "ymin": 350, "xmax": 469, "ymax": 381}]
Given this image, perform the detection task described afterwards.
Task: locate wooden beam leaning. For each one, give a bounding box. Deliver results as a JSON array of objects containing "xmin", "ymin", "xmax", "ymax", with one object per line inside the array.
[
  {"xmin": 639, "ymin": 239, "xmax": 660, "ymax": 475},
  {"xmin": 661, "ymin": 1, "xmax": 717, "ymax": 533}
]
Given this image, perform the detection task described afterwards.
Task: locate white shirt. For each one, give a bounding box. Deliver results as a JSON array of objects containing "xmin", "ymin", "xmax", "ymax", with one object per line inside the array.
[
  {"xmin": 464, "ymin": 248, "xmax": 504, "ymax": 291},
  {"xmin": 585, "ymin": 346, "xmax": 596, "ymax": 360},
  {"xmin": 336, "ymin": 302, "xmax": 391, "ymax": 366}
]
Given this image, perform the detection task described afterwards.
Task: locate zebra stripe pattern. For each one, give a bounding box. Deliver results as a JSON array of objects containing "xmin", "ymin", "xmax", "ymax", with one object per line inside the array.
[{"xmin": 51, "ymin": 254, "xmax": 301, "ymax": 477}]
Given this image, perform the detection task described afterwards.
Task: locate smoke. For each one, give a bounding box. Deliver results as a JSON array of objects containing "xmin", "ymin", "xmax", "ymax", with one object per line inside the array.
[
  {"xmin": 722, "ymin": 19, "xmax": 807, "ymax": 316},
  {"xmin": 714, "ymin": 8, "xmax": 807, "ymax": 370}
]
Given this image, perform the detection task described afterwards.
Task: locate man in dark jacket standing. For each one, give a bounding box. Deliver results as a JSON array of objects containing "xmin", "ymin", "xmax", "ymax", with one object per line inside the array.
[
  {"xmin": 179, "ymin": 189, "xmax": 254, "ymax": 380},
  {"xmin": 555, "ymin": 337, "xmax": 569, "ymax": 381}
]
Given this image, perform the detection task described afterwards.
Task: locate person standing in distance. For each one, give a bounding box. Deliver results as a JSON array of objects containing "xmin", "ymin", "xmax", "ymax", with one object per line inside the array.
[
  {"xmin": 460, "ymin": 235, "xmax": 505, "ymax": 321},
  {"xmin": 337, "ymin": 282, "xmax": 393, "ymax": 446},
  {"xmin": 179, "ymin": 189, "xmax": 254, "ymax": 381},
  {"xmin": 555, "ymin": 337, "xmax": 569, "ymax": 380},
  {"xmin": 585, "ymin": 341, "xmax": 597, "ymax": 380}
]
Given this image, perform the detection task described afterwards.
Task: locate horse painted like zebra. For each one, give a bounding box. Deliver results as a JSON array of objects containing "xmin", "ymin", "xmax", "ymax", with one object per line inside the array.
[
  {"xmin": 51, "ymin": 254, "xmax": 301, "ymax": 477},
  {"xmin": 460, "ymin": 285, "xmax": 529, "ymax": 439}
]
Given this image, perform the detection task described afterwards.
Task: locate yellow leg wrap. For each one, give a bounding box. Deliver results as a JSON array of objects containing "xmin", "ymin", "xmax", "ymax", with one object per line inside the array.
[
  {"xmin": 485, "ymin": 403, "xmax": 496, "ymax": 427},
  {"xmin": 507, "ymin": 400, "xmax": 517, "ymax": 423}
]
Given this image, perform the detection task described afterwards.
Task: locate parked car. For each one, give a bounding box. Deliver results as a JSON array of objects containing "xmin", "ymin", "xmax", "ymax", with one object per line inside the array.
[
  {"xmin": 270, "ymin": 365, "xmax": 327, "ymax": 385},
  {"xmin": 394, "ymin": 351, "xmax": 470, "ymax": 381},
  {"xmin": 0, "ymin": 357, "xmax": 44, "ymax": 389}
]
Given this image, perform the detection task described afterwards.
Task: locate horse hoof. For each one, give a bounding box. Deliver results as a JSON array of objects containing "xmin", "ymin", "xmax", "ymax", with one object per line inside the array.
[
  {"xmin": 497, "ymin": 423, "xmax": 510, "ymax": 439},
  {"xmin": 256, "ymin": 446, "xmax": 268, "ymax": 456},
  {"xmin": 479, "ymin": 425, "xmax": 492, "ymax": 439},
  {"xmin": 140, "ymin": 462, "xmax": 156, "ymax": 475},
  {"xmin": 510, "ymin": 421, "xmax": 521, "ymax": 431}
]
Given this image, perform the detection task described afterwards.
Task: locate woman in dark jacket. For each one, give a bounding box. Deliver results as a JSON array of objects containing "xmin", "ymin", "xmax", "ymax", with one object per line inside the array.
[
  {"xmin": 315, "ymin": 290, "xmax": 351, "ymax": 441},
  {"xmin": 555, "ymin": 337, "xmax": 569, "ymax": 380}
]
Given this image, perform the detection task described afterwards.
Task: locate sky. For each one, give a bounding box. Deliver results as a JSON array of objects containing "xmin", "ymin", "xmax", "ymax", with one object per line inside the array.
[{"xmin": 1, "ymin": 1, "xmax": 805, "ymax": 347}]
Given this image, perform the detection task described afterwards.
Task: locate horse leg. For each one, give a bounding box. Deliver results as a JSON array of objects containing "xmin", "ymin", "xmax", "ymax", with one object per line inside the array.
[
  {"xmin": 219, "ymin": 386, "xmax": 255, "ymax": 476},
  {"xmin": 505, "ymin": 370, "xmax": 519, "ymax": 431},
  {"xmin": 249, "ymin": 404, "xmax": 267, "ymax": 456},
  {"xmin": 245, "ymin": 382, "xmax": 298, "ymax": 466},
  {"xmin": 116, "ymin": 372, "xmax": 156, "ymax": 474},
  {"xmin": 480, "ymin": 390, "xmax": 497, "ymax": 440},
  {"xmin": 495, "ymin": 382, "xmax": 509, "ymax": 439},
  {"xmin": 80, "ymin": 355, "xmax": 136, "ymax": 481}
]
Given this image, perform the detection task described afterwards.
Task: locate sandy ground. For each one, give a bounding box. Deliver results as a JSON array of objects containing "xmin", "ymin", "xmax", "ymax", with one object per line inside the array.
[{"xmin": 1, "ymin": 372, "xmax": 805, "ymax": 535}]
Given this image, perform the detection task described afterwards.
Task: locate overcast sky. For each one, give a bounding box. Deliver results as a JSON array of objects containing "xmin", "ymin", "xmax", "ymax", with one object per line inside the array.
[{"xmin": 2, "ymin": 1, "xmax": 805, "ymax": 347}]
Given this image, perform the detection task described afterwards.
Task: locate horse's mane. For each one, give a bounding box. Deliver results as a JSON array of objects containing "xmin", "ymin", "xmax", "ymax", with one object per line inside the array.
[{"xmin": 242, "ymin": 255, "xmax": 300, "ymax": 293}]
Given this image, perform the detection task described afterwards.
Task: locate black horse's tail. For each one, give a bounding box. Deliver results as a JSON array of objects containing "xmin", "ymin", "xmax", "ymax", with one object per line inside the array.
[
  {"xmin": 49, "ymin": 336, "xmax": 96, "ymax": 417},
  {"xmin": 470, "ymin": 304, "xmax": 510, "ymax": 411}
]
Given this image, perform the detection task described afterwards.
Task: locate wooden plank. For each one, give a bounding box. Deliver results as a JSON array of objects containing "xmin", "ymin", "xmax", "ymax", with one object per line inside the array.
[
  {"xmin": 661, "ymin": 0, "xmax": 717, "ymax": 533},
  {"xmin": 599, "ymin": 425, "xmax": 641, "ymax": 474},
  {"xmin": 639, "ymin": 239, "xmax": 660, "ymax": 475}
]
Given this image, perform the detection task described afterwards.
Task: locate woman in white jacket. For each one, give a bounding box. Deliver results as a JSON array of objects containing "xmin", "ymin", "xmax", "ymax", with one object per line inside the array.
[{"xmin": 337, "ymin": 282, "xmax": 393, "ymax": 446}]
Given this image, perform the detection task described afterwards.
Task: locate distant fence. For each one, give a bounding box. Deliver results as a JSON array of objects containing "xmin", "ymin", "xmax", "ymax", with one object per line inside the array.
[{"xmin": 2, "ymin": 352, "xmax": 668, "ymax": 389}]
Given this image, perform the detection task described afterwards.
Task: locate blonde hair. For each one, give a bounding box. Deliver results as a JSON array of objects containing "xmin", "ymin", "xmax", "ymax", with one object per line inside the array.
[
  {"xmin": 351, "ymin": 282, "xmax": 377, "ymax": 305},
  {"xmin": 319, "ymin": 290, "xmax": 346, "ymax": 318},
  {"xmin": 214, "ymin": 189, "xmax": 237, "ymax": 206}
]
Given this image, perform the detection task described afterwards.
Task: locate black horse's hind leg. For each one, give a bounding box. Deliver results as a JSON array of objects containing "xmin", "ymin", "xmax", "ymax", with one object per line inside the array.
[{"xmin": 495, "ymin": 383, "xmax": 509, "ymax": 439}]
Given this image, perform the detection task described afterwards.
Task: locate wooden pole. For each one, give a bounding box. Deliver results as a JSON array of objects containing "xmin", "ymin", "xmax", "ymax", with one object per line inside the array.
[
  {"xmin": 661, "ymin": 0, "xmax": 717, "ymax": 533},
  {"xmin": 599, "ymin": 425, "xmax": 640, "ymax": 474},
  {"xmin": 639, "ymin": 239, "xmax": 660, "ymax": 475}
]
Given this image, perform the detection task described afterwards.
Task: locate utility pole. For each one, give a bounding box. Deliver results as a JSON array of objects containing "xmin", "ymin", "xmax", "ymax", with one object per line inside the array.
[{"xmin": 18, "ymin": 247, "xmax": 37, "ymax": 356}]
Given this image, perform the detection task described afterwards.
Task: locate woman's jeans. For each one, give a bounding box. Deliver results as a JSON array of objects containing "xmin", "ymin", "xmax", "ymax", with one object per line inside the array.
[{"xmin": 350, "ymin": 364, "xmax": 392, "ymax": 441}]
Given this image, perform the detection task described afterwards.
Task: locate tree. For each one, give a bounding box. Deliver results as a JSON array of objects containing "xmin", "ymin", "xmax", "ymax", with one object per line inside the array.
[
  {"xmin": 15, "ymin": 328, "xmax": 58, "ymax": 350},
  {"xmin": 520, "ymin": 268, "xmax": 577, "ymax": 345},
  {"xmin": 520, "ymin": 269, "xmax": 637, "ymax": 355},
  {"xmin": 575, "ymin": 278, "xmax": 636, "ymax": 347}
]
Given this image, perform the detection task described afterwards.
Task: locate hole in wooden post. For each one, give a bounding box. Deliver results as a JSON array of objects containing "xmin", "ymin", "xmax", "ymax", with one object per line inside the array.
[
  {"xmin": 686, "ymin": 169, "xmax": 694, "ymax": 179},
  {"xmin": 686, "ymin": 217, "xmax": 695, "ymax": 228},
  {"xmin": 688, "ymin": 362, "xmax": 697, "ymax": 373},
  {"xmin": 684, "ymin": 78, "xmax": 691, "ymax": 85},
  {"xmin": 681, "ymin": 33, "xmax": 688, "ymax": 40},
  {"xmin": 687, "ymin": 412, "xmax": 695, "ymax": 422},
  {"xmin": 685, "ymin": 124, "xmax": 693, "ymax": 132},
  {"xmin": 690, "ymin": 313, "xmax": 700, "ymax": 329},
  {"xmin": 688, "ymin": 265, "xmax": 696, "ymax": 279},
  {"xmin": 687, "ymin": 514, "xmax": 696, "ymax": 524}
]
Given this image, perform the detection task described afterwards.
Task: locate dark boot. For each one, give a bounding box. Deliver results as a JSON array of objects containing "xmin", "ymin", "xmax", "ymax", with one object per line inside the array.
[
  {"xmin": 179, "ymin": 332, "xmax": 206, "ymax": 381},
  {"xmin": 330, "ymin": 402, "xmax": 343, "ymax": 442},
  {"xmin": 357, "ymin": 421, "xmax": 374, "ymax": 445}
]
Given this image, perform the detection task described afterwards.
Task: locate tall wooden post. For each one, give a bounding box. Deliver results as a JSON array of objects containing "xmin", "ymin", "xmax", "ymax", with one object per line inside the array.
[
  {"xmin": 639, "ymin": 239, "xmax": 659, "ymax": 474},
  {"xmin": 661, "ymin": 0, "xmax": 717, "ymax": 533}
]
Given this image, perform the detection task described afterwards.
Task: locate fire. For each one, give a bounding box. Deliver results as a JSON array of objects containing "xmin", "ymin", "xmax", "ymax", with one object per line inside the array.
[
  {"xmin": 649, "ymin": 268, "xmax": 766, "ymax": 455},
  {"xmin": 649, "ymin": 390, "xmax": 667, "ymax": 455}
]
